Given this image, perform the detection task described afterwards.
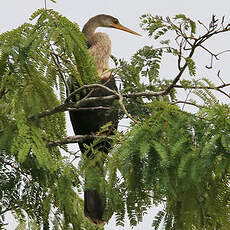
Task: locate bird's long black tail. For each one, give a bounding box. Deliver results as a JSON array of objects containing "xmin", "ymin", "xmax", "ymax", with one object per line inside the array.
[
  {"xmin": 79, "ymin": 140, "xmax": 111, "ymax": 225},
  {"xmin": 84, "ymin": 185, "xmax": 105, "ymax": 225}
]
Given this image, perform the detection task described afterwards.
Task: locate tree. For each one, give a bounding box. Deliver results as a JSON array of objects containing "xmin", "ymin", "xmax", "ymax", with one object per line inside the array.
[{"xmin": 0, "ymin": 6, "xmax": 229, "ymax": 230}]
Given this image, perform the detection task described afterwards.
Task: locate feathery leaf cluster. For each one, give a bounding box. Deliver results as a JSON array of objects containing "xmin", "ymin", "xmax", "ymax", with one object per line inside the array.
[
  {"xmin": 0, "ymin": 9, "xmax": 100, "ymax": 229},
  {"xmin": 108, "ymin": 102, "xmax": 230, "ymax": 229},
  {"xmin": 107, "ymin": 13, "xmax": 230, "ymax": 229}
]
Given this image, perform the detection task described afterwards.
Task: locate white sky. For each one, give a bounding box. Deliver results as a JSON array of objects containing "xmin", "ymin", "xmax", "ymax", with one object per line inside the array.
[{"xmin": 1, "ymin": 0, "xmax": 230, "ymax": 229}]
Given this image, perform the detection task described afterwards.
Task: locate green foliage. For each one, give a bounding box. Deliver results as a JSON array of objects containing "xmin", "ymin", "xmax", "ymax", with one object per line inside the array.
[
  {"xmin": 185, "ymin": 57, "xmax": 196, "ymax": 76},
  {"xmin": 140, "ymin": 14, "xmax": 196, "ymax": 39},
  {"xmin": 140, "ymin": 14, "xmax": 167, "ymax": 38},
  {"xmin": 0, "ymin": 8, "xmax": 229, "ymax": 230},
  {"xmin": 0, "ymin": 9, "xmax": 100, "ymax": 229},
  {"xmin": 107, "ymin": 14, "xmax": 230, "ymax": 228},
  {"xmin": 173, "ymin": 14, "xmax": 196, "ymax": 37},
  {"xmin": 115, "ymin": 45, "xmax": 176, "ymax": 121},
  {"xmin": 108, "ymin": 102, "xmax": 230, "ymax": 229},
  {"xmin": 103, "ymin": 13, "xmax": 229, "ymax": 229}
]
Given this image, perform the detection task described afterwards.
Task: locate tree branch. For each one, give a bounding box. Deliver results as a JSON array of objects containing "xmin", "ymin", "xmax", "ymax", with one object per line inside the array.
[
  {"xmin": 67, "ymin": 106, "xmax": 110, "ymax": 112},
  {"xmin": 174, "ymin": 83, "xmax": 230, "ymax": 90},
  {"xmin": 65, "ymin": 83, "xmax": 118, "ymax": 103},
  {"xmin": 174, "ymin": 83, "xmax": 230, "ymax": 99},
  {"xmin": 171, "ymin": 100, "xmax": 206, "ymax": 109},
  {"xmin": 28, "ymin": 79, "xmax": 229, "ymax": 121},
  {"xmin": 46, "ymin": 134, "xmax": 113, "ymax": 147}
]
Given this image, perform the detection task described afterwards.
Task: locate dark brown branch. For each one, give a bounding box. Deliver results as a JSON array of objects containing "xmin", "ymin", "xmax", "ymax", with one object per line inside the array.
[
  {"xmin": 163, "ymin": 50, "xmax": 194, "ymax": 95},
  {"xmin": 215, "ymin": 89, "xmax": 230, "ymax": 99}
]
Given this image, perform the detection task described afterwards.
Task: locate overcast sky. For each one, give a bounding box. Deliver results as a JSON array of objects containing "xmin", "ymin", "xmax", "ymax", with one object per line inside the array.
[{"xmin": 1, "ymin": 0, "xmax": 230, "ymax": 229}]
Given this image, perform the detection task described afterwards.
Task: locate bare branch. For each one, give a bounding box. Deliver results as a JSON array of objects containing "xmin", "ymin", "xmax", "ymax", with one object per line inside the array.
[
  {"xmin": 28, "ymin": 79, "xmax": 230, "ymax": 121},
  {"xmin": 46, "ymin": 134, "xmax": 113, "ymax": 147},
  {"xmin": 65, "ymin": 83, "xmax": 141, "ymax": 124},
  {"xmin": 182, "ymin": 88, "xmax": 193, "ymax": 110},
  {"xmin": 174, "ymin": 83, "xmax": 230, "ymax": 99},
  {"xmin": 217, "ymin": 70, "xmax": 226, "ymax": 85},
  {"xmin": 124, "ymin": 90, "xmax": 164, "ymax": 98},
  {"xmin": 174, "ymin": 83, "xmax": 230, "ymax": 90},
  {"xmin": 118, "ymin": 94, "xmax": 141, "ymax": 124},
  {"xmin": 29, "ymin": 103, "xmax": 69, "ymax": 120},
  {"xmin": 65, "ymin": 83, "xmax": 118, "ymax": 103},
  {"xmin": 205, "ymin": 54, "xmax": 214, "ymax": 69},
  {"xmin": 171, "ymin": 101, "xmax": 206, "ymax": 109},
  {"xmin": 67, "ymin": 106, "xmax": 110, "ymax": 112},
  {"xmin": 198, "ymin": 20, "xmax": 209, "ymax": 32},
  {"xmin": 215, "ymin": 88, "xmax": 230, "ymax": 99},
  {"xmin": 163, "ymin": 53, "xmax": 194, "ymax": 95}
]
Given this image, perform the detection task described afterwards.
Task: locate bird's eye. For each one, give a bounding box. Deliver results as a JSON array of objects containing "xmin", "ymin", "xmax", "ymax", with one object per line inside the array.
[{"xmin": 114, "ymin": 19, "xmax": 119, "ymax": 24}]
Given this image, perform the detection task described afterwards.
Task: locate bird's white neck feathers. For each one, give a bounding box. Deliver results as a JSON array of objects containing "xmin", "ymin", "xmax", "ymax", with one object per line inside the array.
[{"xmin": 87, "ymin": 32, "xmax": 112, "ymax": 79}]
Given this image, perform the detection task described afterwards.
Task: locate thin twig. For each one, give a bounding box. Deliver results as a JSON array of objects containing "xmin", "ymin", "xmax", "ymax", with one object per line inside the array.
[
  {"xmin": 198, "ymin": 20, "xmax": 209, "ymax": 32},
  {"xmin": 118, "ymin": 94, "xmax": 141, "ymax": 124},
  {"xmin": 182, "ymin": 88, "xmax": 193, "ymax": 110},
  {"xmin": 50, "ymin": 52, "xmax": 69, "ymax": 96},
  {"xmin": 65, "ymin": 83, "xmax": 141, "ymax": 124},
  {"xmin": 171, "ymin": 101, "xmax": 206, "ymax": 109},
  {"xmin": 44, "ymin": 0, "xmax": 47, "ymax": 10},
  {"xmin": 217, "ymin": 70, "xmax": 225, "ymax": 85},
  {"xmin": 216, "ymin": 88, "xmax": 230, "ymax": 99},
  {"xmin": 67, "ymin": 106, "xmax": 110, "ymax": 112},
  {"xmin": 174, "ymin": 83, "xmax": 230, "ymax": 90},
  {"xmin": 65, "ymin": 84, "xmax": 117, "ymax": 103}
]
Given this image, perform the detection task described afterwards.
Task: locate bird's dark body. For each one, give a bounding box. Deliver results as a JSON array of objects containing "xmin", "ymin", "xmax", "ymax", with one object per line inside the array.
[
  {"xmin": 69, "ymin": 78, "xmax": 118, "ymax": 223},
  {"xmin": 69, "ymin": 77, "xmax": 118, "ymax": 155}
]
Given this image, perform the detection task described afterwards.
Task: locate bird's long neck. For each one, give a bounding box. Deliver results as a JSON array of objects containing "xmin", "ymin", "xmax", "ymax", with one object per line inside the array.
[
  {"xmin": 82, "ymin": 17, "xmax": 112, "ymax": 80},
  {"xmin": 82, "ymin": 18, "xmax": 99, "ymax": 45}
]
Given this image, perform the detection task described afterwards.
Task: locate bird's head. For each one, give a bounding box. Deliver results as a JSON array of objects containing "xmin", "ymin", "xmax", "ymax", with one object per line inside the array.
[{"xmin": 92, "ymin": 14, "xmax": 141, "ymax": 36}]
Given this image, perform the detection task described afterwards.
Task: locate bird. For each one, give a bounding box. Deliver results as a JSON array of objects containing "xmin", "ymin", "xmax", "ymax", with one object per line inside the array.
[{"xmin": 69, "ymin": 14, "xmax": 140, "ymax": 225}]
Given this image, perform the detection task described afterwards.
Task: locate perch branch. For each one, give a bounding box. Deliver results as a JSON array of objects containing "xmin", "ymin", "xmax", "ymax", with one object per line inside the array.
[{"xmin": 46, "ymin": 134, "xmax": 113, "ymax": 147}]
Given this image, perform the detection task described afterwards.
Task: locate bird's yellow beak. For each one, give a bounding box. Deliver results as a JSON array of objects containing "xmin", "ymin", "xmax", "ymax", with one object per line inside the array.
[{"xmin": 112, "ymin": 23, "xmax": 141, "ymax": 36}]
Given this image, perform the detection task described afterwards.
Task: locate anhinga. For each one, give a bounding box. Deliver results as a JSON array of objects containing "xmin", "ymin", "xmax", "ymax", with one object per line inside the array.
[{"xmin": 69, "ymin": 14, "xmax": 140, "ymax": 224}]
